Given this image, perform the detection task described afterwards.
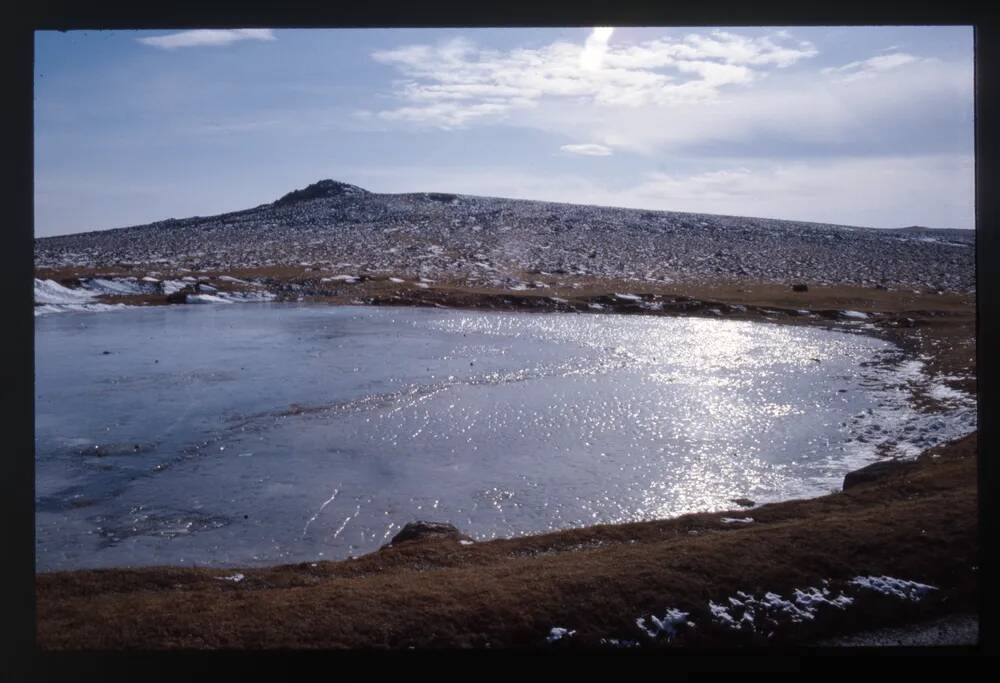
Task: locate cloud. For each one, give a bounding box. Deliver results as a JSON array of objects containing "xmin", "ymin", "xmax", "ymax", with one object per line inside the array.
[
  {"xmin": 137, "ymin": 29, "xmax": 276, "ymax": 50},
  {"xmin": 580, "ymin": 27, "xmax": 614, "ymax": 70},
  {"xmin": 822, "ymin": 51, "xmax": 927, "ymax": 82},
  {"xmin": 501, "ymin": 54, "xmax": 971, "ymax": 159},
  {"xmin": 561, "ymin": 143, "xmax": 613, "ymax": 156},
  {"xmin": 366, "ymin": 31, "xmax": 969, "ymax": 164},
  {"xmin": 370, "ymin": 29, "xmax": 818, "ymax": 128}
]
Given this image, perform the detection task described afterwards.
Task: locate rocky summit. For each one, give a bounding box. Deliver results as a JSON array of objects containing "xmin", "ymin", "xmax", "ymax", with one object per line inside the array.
[{"xmin": 34, "ymin": 180, "xmax": 975, "ymax": 292}]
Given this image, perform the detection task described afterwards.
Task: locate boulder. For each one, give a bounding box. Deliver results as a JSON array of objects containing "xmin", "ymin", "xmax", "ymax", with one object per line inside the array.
[
  {"xmin": 792, "ymin": 283, "xmax": 809, "ymax": 292},
  {"xmin": 387, "ymin": 521, "xmax": 472, "ymax": 546},
  {"xmin": 843, "ymin": 460, "xmax": 918, "ymax": 490},
  {"xmin": 730, "ymin": 498, "xmax": 756, "ymax": 508}
]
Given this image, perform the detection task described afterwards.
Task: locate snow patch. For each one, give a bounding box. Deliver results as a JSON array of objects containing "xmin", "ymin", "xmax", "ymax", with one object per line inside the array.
[
  {"xmin": 849, "ymin": 576, "xmax": 937, "ymax": 601},
  {"xmin": 186, "ymin": 294, "xmax": 234, "ymax": 305},
  {"xmin": 636, "ymin": 608, "xmax": 692, "ymax": 641},
  {"xmin": 546, "ymin": 627, "xmax": 576, "ymax": 643},
  {"xmin": 34, "ymin": 279, "xmax": 97, "ymax": 305}
]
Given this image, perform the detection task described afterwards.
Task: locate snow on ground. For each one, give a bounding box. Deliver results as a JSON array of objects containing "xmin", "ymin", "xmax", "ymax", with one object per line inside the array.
[
  {"xmin": 849, "ymin": 576, "xmax": 938, "ymax": 601},
  {"xmin": 546, "ymin": 627, "xmax": 576, "ymax": 643},
  {"xmin": 34, "ymin": 181, "xmax": 975, "ymax": 293},
  {"xmin": 185, "ymin": 291, "xmax": 277, "ymax": 305},
  {"xmin": 839, "ymin": 310, "xmax": 869, "ymax": 320},
  {"xmin": 214, "ymin": 573, "xmax": 245, "ymax": 583},
  {"xmin": 186, "ymin": 294, "xmax": 234, "ymax": 305},
  {"xmin": 79, "ymin": 277, "xmax": 150, "ymax": 296},
  {"xmin": 708, "ymin": 584, "xmax": 855, "ymax": 632},
  {"xmin": 636, "ymin": 608, "xmax": 693, "ymax": 641},
  {"xmin": 720, "ymin": 517, "xmax": 754, "ymax": 524},
  {"xmin": 34, "ymin": 279, "xmax": 131, "ymax": 316},
  {"xmin": 162, "ymin": 280, "xmax": 188, "ymax": 295},
  {"xmin": 34, "ymin": 279, "xmax": 97, "ymax": 305}
]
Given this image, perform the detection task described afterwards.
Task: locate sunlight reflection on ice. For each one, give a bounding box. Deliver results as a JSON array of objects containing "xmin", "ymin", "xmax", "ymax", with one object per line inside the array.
[{"xmin": 34, "ymin": 305, "xmax": 975, "ymax": 570}]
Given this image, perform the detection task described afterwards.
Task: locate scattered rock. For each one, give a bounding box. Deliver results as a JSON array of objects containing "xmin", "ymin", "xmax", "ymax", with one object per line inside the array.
[{"xmin": 34, "ymin": 180, "xmax": 974, "ymax": 293}]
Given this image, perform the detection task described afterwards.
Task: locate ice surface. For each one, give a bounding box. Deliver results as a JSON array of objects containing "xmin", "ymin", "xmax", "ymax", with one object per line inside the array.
[{"xmin": 34, "ymin": 304, "xmax": 975, "ymax": 571}]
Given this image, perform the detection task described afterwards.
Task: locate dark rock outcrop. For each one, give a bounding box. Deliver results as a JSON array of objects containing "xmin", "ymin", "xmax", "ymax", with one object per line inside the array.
[
  {"xmin": 386, "ymin": 521, "xmax": 472, "ymax": 546},
  {"xmin": 792, "ymin": 283, "xmax": 809, "ymax": 292},
  {"xmin": 273, "ymin": 179, "xmax": 369, "ymax": 207},
  {"xmin": 843, "ymin": 459, "xmax": 918, "ymax": 490}
]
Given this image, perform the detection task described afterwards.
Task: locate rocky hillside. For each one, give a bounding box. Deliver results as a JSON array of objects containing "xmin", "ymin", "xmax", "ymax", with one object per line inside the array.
[{"xmin": 34, "ymin": 180, "xmax": 975, "ymax": 292}]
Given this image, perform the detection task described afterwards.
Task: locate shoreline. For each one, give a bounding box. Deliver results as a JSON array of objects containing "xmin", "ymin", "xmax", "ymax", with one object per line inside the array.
[{"xmin": 34, "ymin": 272, "xmax": 978, "ymax": 649}]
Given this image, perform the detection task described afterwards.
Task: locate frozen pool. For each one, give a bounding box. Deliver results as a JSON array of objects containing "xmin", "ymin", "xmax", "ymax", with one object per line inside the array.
[{"xmin": 34, "ymin": 304, "xmax": 975, "ymax": 570}]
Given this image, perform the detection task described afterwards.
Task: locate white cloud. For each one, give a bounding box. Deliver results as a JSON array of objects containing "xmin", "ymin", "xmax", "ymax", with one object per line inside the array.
[
  {"xmin": 370, "ymin": 30, "xmax": 818, "ymax": 128},
  {"xmin": 822, "ymin": 51, "xmax": 926, "ymax": 82},
  {"xmin": 502, "ymin": 55, "xmax": 971, "ymax": 157},
  {"xmin": 560, "ymin": 143, "xmax": 613, "ymax": 156},
  {"xmin": 580, "ymin": 27, "xmax": 615, "ymax": 70},
  {"xmin": 137, "ymin": 29, "xmax": 276, "ymax": 50},
  {"xmin": 367, "ymin": 32, "xmax": 969, "ymax": 164}
]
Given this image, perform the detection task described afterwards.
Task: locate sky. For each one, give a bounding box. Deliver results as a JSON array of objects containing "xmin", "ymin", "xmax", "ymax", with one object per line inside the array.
[{"xmin": 34, "ymin": 26, "xmax": 974, "ymax": 237}]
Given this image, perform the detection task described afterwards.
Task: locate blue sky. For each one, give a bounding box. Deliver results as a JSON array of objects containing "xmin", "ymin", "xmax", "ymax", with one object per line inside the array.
[{"xmin": 34, "ymin": 26, "xmax": 974, "ymax": 236}]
